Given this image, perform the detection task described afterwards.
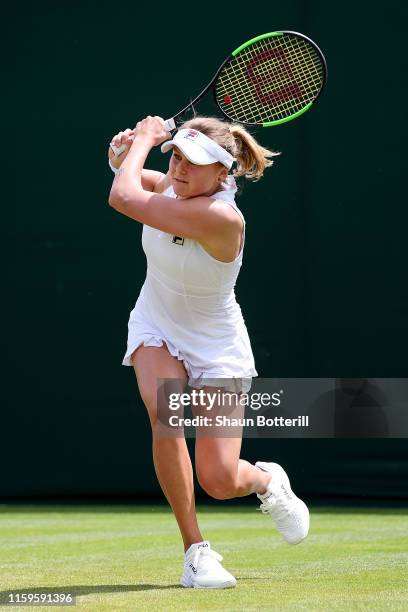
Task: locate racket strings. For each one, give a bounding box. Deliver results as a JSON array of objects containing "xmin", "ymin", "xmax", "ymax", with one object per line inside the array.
[
  {"xmin": 243, "ymin": 39, "xmax": 321, "ymax": 118},
  {"xmin": 228, "ymin": 41, "xmax": 321, "ymax": 120},
  {"xmin": 215, "ymin": 33, "xmax": 324, "ymax": 124},
  {"xmin": 226, "ymin": 36, "xmax": 322, "ymax": 120}
]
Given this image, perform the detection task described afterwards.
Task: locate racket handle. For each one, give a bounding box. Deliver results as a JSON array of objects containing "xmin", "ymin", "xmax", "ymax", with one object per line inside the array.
[
  {"xmin": 110, "ymin": 143, "xmax": 128, "ymax": 157},
  {"xmin": 164, "ymin": 117, "xmax": 176, "ymax": 131},
  {"xmin": 110, "ymin": 118, "xmax": 176, "ymax": 158}
]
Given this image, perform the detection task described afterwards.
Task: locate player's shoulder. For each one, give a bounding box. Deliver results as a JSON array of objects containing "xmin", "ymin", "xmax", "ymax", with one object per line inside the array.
[
  {"xmin": 211, "ymin": 198, "xmax": 244, "ymax": 226},
  {"xmin": 193, "ymin": 198, "xmax": 243, "ymax": 237}
]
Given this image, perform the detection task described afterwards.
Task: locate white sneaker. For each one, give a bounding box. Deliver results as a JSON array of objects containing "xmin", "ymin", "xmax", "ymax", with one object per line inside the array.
[
  {"xmin": 180, "ymin": 540, "xmax": 236, "ymax": 589},
  {"xmin": 256, "ymin": 461, "xmax": 309, "ymax": 545}
]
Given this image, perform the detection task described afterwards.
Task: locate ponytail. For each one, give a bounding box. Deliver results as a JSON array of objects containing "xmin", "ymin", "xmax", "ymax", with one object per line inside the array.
[
  {"xmin": 180, "ymin": 116, "xmax": 280, "ymax": 183},
  {"xmin": 229, "ymin": 124, "xmax": 280, "ymax": 181}
]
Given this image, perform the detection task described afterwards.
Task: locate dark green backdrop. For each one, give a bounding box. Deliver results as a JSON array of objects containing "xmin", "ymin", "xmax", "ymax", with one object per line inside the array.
[{"xmin": 6, "ymin": 1, "xmax": 408, "ymax": 499}]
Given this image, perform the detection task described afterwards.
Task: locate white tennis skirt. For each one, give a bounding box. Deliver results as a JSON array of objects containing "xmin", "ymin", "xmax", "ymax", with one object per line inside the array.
[{"xmin": 122, "ymin": 309, "xmax": 255, "ymax": 395}]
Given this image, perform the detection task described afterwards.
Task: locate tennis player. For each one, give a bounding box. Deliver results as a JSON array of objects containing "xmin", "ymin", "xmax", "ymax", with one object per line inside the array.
[{"xmin": 108, "ymin": 116, "xmax": 309, "ymax": 589}]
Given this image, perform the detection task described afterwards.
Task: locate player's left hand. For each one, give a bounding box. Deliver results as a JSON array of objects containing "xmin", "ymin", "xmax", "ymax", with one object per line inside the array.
[{"xmin": 133, "ymin": 116, "xmax": 171, "ymax": 147}]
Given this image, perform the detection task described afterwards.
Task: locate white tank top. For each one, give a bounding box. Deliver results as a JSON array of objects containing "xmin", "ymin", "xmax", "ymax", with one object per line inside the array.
[
  {"xmin": 123, "ymin": 176, "xmax": 257, "ymax": 379},
  {"xmin": 145, "ymin": 177, "xmax": 245, "ymax": 298}
]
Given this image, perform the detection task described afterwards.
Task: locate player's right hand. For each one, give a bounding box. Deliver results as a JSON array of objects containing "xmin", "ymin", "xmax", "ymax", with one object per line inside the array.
[{"xmin": 108, "ymin": 128, "xmax": 135, "ymax": 167}]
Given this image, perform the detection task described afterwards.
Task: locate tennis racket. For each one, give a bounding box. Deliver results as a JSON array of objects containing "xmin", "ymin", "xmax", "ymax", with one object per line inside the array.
[{"xmin": 111, "ymin": 30, "xmax": 327, "ymax": 156}]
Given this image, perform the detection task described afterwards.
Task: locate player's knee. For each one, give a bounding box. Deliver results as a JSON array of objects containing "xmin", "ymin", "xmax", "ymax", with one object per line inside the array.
[
  {"xmin": 138, "ymin": 388, "xmax": 159, "ymax": 428},
  {"xmin": 197, "ymin": 468, "xmax": 237, "ymax": 500},
  {"xmin": 139, "ymin": 381, "xmax": 184, "ymax": 431}
]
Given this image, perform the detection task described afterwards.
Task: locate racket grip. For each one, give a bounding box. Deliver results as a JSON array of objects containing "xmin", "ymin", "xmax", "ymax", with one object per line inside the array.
[
  {"xmin": 110, "ymin": 118, "xmax": 175, "ymax": 157},
  {"xmin": 110, "ymin": 143, "xmax": 128, "ymax": 157},
  {"xmin": 164, "ymin": 118, "xmax": 176, "ymax": 131}
]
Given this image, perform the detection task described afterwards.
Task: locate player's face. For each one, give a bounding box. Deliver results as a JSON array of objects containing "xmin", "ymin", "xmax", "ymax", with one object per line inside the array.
[{"xmin": 169, "ymin": 147, "xmax": 227, "ymax": 198}]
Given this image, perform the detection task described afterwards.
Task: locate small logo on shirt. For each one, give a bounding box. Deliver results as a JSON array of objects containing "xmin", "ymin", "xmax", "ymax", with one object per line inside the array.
[{"xmin": 172, "ymin": 235, "xmax": 184, "ymax": 246}]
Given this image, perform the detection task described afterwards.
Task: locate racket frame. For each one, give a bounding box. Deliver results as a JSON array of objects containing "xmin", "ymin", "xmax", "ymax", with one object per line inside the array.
[
  {"xmin": 168, "ymin": 30, "xmax": 327, "ymax": 128},
  {"xmin": 110, "ymin": 30, "xmax": 327, "ymax": 157}
]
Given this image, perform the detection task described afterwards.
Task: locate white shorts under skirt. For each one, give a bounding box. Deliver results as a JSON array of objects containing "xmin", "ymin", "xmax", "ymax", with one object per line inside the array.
[{"xmin": 122, "ymin": 333, "xmax": 253, "ymax": 394}]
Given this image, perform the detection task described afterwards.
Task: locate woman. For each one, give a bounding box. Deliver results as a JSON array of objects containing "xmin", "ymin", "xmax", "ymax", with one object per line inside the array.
[{"xmin": 108, "ymin": 116, "xmax": 309, "ymax": 589}]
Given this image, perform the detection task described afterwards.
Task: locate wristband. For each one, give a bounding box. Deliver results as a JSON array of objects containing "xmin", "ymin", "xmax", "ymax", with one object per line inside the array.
[{"xmin": 108, "ymin": 158, "xmax": 119, "ymax": 175}]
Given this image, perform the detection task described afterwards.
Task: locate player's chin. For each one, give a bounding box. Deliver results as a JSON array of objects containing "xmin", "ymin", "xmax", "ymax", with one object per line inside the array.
[{"xmin": 172, "ymin": 180, "xmax": 191, "ymax": 196}]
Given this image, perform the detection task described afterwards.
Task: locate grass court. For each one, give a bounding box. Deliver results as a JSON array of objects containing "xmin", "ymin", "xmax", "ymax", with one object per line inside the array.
[{"xmin": 1, "ymin": 504, "xmax": 407, "ymax": 610}]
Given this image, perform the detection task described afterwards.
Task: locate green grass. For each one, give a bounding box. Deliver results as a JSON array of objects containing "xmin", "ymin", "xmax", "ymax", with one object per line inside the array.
[{"xmin": 0, "ymin": 504, "xmax": 407, "ymax": 611}]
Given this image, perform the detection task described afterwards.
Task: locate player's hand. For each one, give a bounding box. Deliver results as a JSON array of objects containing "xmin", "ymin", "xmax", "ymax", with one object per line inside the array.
[
  {"xmin": 133, "ymin": 116, "xmax": 171, "ymax": 147},
  {"xmin": 108, "ymin": 128, "xmax": 135, "ymax": 167}
]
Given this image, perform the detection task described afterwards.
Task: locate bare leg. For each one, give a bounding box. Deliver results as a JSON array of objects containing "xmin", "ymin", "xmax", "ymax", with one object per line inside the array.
[
  {"xmin": 195, "ymin": 387, "xmax": 272, "ymax": 500},
  {"xmin": 132, "ymin": 344, "xmax": 203, "ymax": 552},
  {"xmin": 196, "ymin": 441, "xmax": 272, "ymax": 499}
]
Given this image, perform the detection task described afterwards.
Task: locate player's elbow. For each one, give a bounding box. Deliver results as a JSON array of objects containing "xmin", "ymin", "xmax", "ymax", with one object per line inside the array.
[
  {"xmin": 108, "ymin": 188, "xmax": 126, "ymax": 209},
  {"xmin": 108, "ymin": 191, "xmax": 147, "ymax": 223}
]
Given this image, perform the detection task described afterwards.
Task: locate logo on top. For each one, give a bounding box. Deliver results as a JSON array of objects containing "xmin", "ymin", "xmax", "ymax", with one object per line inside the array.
[{"xmin": 184, "ymin": 129, "xmax": 199, "ymax": 141}]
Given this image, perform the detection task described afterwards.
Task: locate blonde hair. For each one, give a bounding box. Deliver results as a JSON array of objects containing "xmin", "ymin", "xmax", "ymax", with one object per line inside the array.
[{"xmin": 180, "ymin": 116, "xmax": 280, "ymax": 181}]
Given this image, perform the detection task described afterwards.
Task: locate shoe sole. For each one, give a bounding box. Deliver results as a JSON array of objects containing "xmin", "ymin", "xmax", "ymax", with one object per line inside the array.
[{"xmin": 180, "ymin": 577, "xmax": 236, "ymax": 589}]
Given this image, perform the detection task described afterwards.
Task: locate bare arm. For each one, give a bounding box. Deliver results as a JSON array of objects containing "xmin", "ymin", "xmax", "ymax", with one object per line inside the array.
[
  {"xmin": 108, "ymin": 118, "xmax": 240, "ymax": 243},
  {"xmin": 108, "ymin": 128, "xmax": 170, "ymax": 193}
]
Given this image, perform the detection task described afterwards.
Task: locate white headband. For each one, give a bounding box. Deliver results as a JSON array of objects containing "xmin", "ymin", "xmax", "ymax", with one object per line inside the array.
[{"xmin": 161, "ymin": 128, "xmax": 234, "ymax": 169}]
